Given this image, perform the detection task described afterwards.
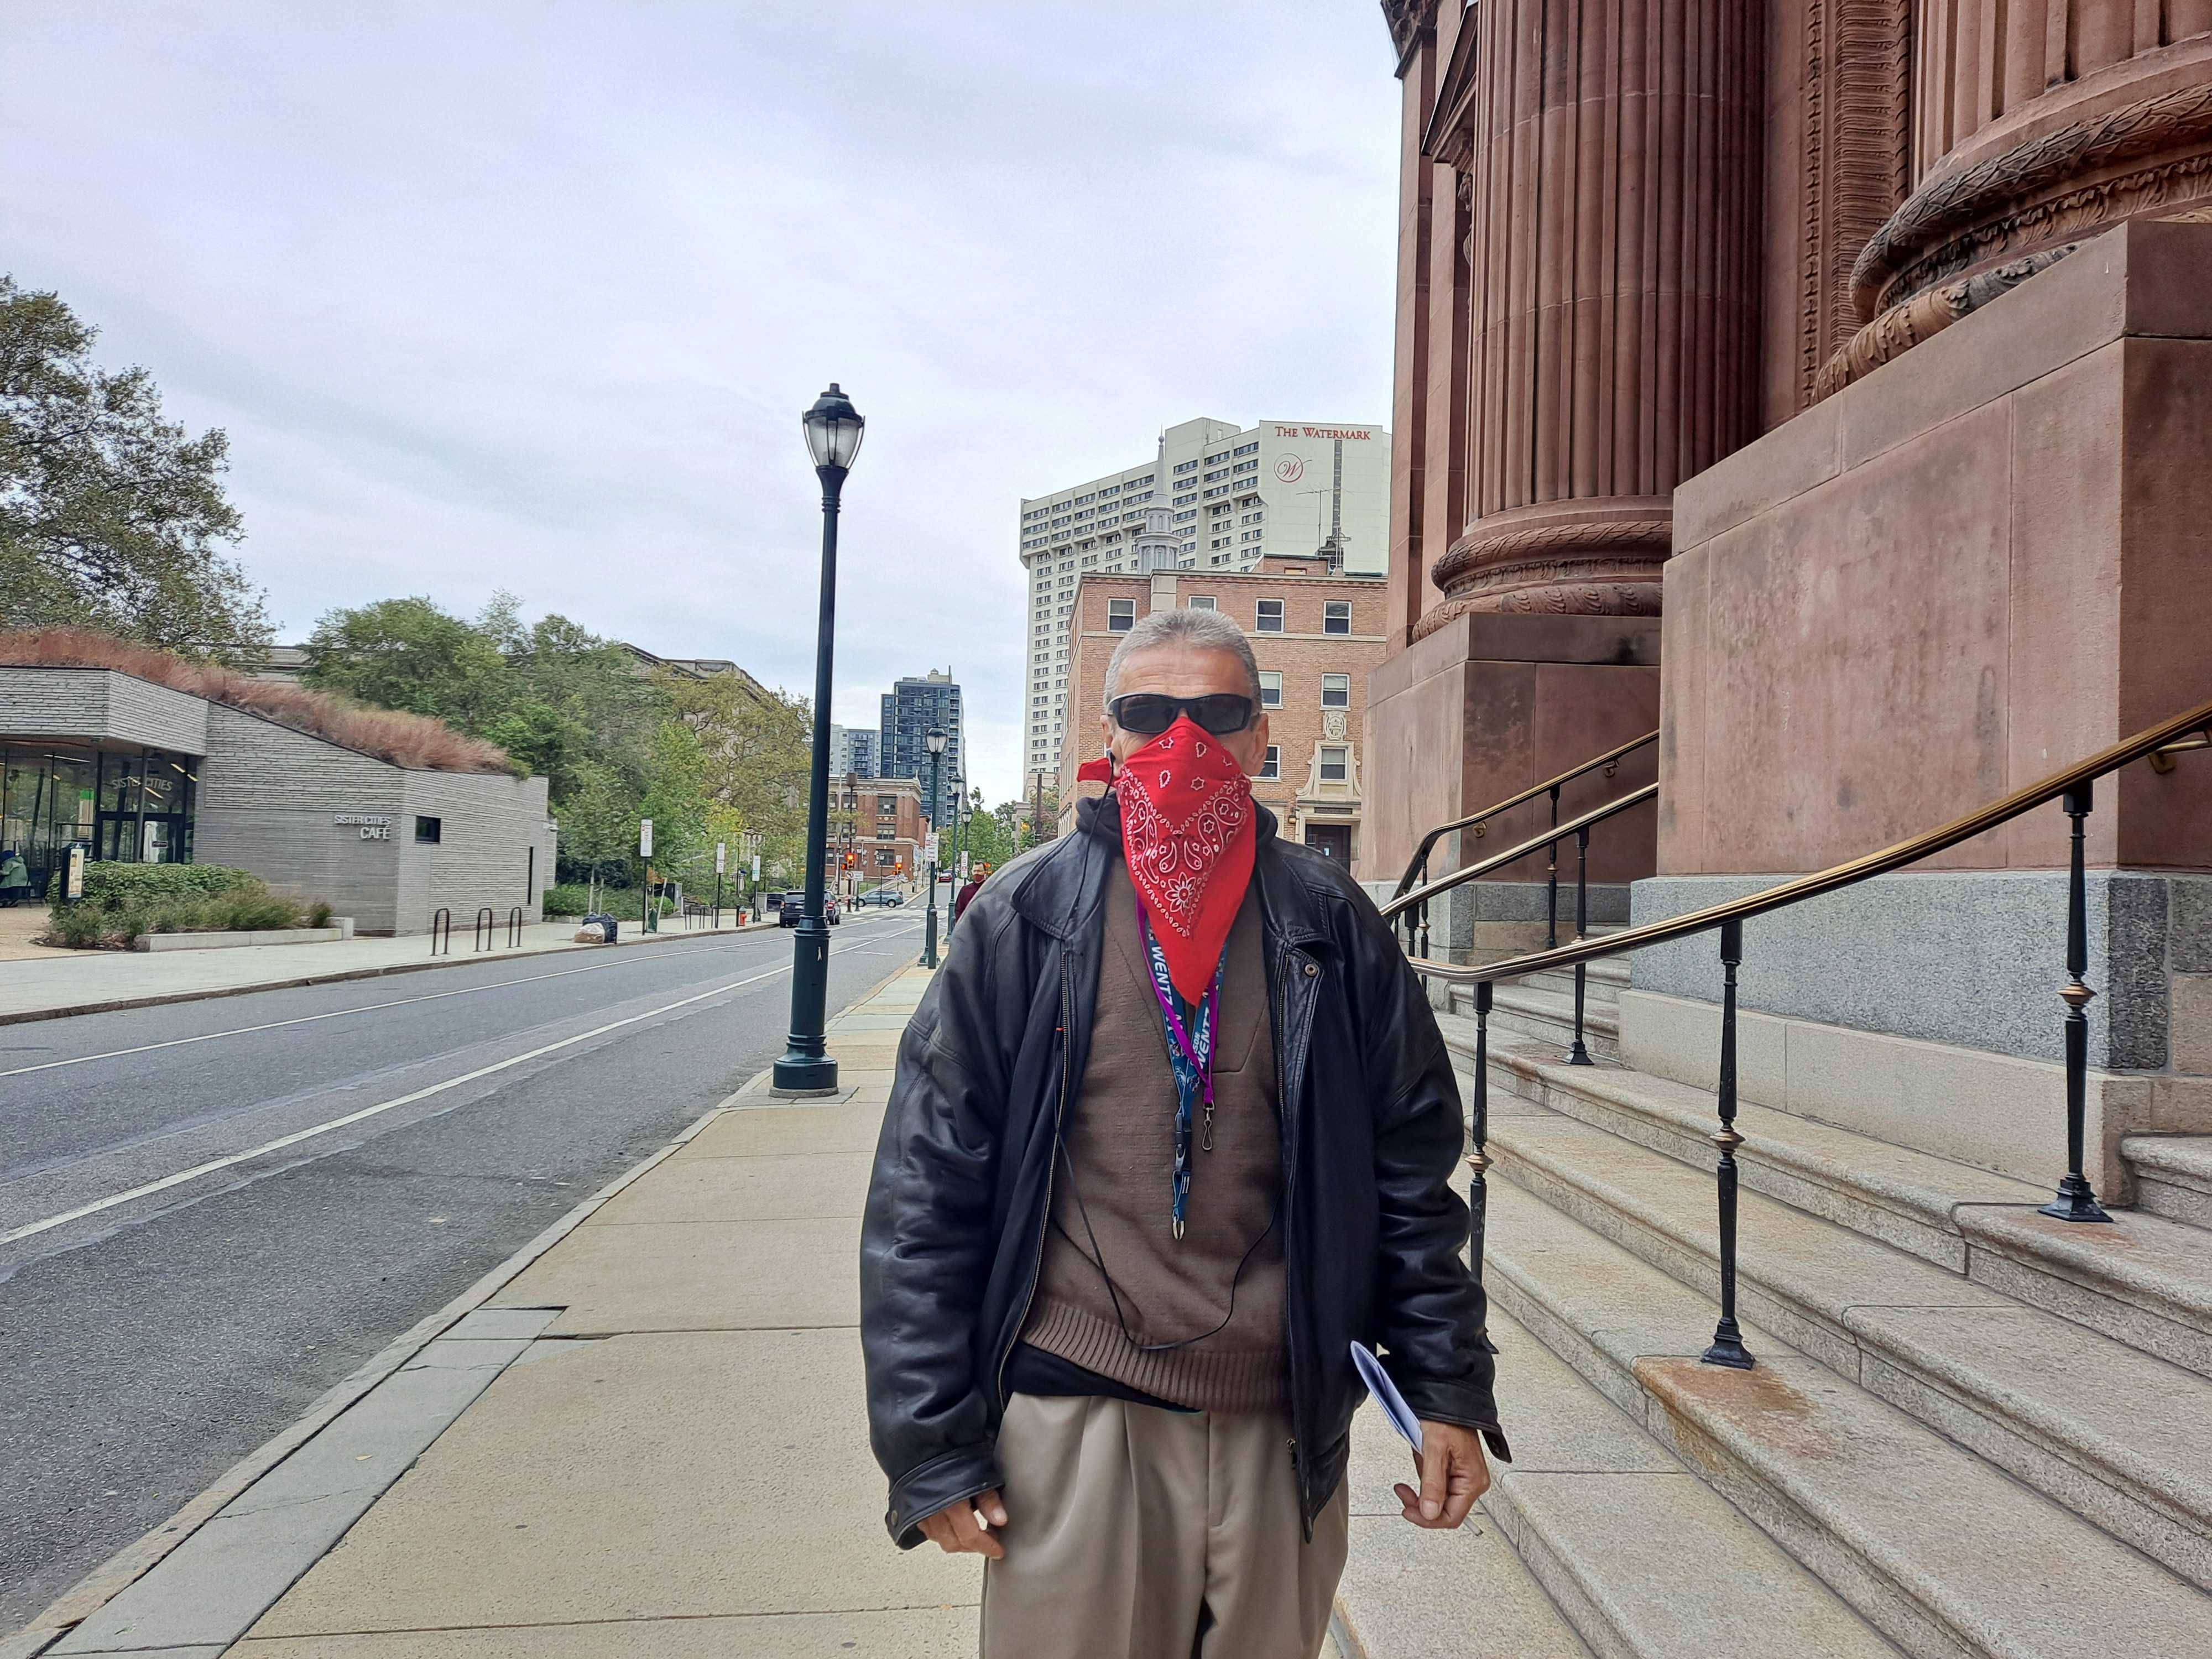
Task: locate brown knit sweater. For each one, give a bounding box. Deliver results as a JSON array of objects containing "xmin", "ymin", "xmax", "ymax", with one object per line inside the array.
[{"xmin": 1021, "ymin": 857, "xmax": 1285, "ymax": 1411}]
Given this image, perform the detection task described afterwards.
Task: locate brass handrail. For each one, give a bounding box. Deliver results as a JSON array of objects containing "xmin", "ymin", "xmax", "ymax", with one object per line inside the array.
[
  {"xmin": 1391, "ymin": 729, "xmax": 1658, "ymax": 898},
  {"xmin": 1379, "ymin": 783, "xmax": 1658, "ymax": 924},
  {"xmin": 1406, "ymin": 695, "xmax": 2212, "ymax": 987}
]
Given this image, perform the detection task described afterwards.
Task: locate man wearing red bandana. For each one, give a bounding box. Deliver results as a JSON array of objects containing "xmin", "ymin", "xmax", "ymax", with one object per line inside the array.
[{"xmin": 862, "ymin": 609, "xmax": 1507, "ymax": 1658}]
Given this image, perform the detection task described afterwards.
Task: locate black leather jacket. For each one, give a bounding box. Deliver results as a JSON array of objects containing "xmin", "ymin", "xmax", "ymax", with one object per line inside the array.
[{"xmin": 860, "ymin": 799, "xmax": 1506, "ymax": 1547}]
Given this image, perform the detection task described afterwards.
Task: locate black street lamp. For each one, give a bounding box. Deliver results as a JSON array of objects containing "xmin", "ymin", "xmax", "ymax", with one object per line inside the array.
[
  {"xmin": 945, "ymin": 769, "xmax": 963, "ymax": 939},
  {"xmin": 920, "ymin": 726, "xmax": 947, "ymax": 969},
  {"xmin": 773, "ymin": 383, "xmax": 864, "ymax": 1095}
]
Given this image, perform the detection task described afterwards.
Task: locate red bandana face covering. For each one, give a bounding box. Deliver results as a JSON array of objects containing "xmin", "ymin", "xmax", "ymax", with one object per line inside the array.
[{"xmin": 1079, "ymin": 716, "xmax": 1256, "ymax": 1001}]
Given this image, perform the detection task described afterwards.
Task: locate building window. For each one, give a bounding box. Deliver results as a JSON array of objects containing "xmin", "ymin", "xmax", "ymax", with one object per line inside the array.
[
  {"xmin": 1258, "ymin": 670, "xmax": 1282, "ymax": 708},
  {"xmin": 1259, "ymin": 746, "xmax": 1280, "ymax": 780},
  {"xmin": 1321, "ymin": 673, "xmax": 1350, "ymax": 709},
  {"xmin": 1188, "ymin": 595, "xmax": 1215, "ymax": 610},
  {"xmin": 1108, "ymin": 598, "xmax": 1135, "ymax": 633},
  {"xmin": 1319, "ymin": 746, "xmax": 1349, "ymax": 783},
  {"xmin": 1323, "ymin": 601, "xmax": 1351, "ymax": 634},
  {"xmin": 1255, "ymin": 599, "xmax": 1284, "ymax": 633},
  {"xmin": 414, "ymin": 816, "xmax": 442, "ymax": 844}
]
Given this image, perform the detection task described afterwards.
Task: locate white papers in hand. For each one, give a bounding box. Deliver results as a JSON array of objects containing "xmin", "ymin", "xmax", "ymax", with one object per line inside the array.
[{"xmin": 1350, "ymin": 1343, "xmax": 1423, "ymax": 1454}]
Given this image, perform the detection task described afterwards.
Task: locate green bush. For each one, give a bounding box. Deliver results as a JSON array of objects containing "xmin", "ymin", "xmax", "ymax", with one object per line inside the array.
[
  {"xmin": 72, "ymin": 862, "xmax": 258, "ymax": 908},
  {"xmin": 542, "ymin": 883, "xmax": 591, "ymax": 917},
  {"xmin": 41, "ymin": 861, "xmax": 328, "ymax": 948}
]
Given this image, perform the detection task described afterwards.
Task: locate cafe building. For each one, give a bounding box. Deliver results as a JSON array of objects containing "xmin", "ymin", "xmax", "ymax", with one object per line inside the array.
[{"xmin": 0, "ymin": 662, "xmax": 555, "ymax": 935}]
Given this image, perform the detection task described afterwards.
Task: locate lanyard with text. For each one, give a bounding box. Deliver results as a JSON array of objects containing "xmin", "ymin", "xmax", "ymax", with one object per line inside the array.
[{"xmin": 1135, "ymin": 896, "xmax": 1225, "ymax": 1241}]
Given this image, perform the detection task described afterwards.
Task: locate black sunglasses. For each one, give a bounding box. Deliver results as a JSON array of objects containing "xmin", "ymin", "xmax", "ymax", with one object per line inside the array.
[{"xmin": 1108, "ymin": 693, "xmax": 1257, "ymax": 737}]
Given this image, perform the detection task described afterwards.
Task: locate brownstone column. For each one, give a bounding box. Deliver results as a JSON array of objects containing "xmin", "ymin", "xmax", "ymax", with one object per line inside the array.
[
  {"xmin": 1421, "ymin": 0, "xmax": 1764, "ymax": 631},
  {"xmin": 1821, "ymin": 6, "xmax": 2212, "ymax": 394}
]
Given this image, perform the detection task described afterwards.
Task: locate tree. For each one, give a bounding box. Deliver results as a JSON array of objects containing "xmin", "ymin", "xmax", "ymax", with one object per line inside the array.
[
  {"xmin": 301, "ymin": 597, "xmax": 515, "ymax": 735},
  {"xmin": 661, "ymin": 667, "xmax": 812, "ymax": 849},
  {"xmin": 0, "ymin": 274, "xmax": 269, "ymax": 649},
  {"xmin": 960, "ymin": 788, "xmax": 1020, "ymax": 871}
]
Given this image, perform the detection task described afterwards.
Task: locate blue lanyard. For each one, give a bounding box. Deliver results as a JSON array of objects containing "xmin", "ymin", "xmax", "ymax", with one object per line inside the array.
[{"xmin": 1135, "ymin": 898, "xmax": 1223, "ymax": 1241}]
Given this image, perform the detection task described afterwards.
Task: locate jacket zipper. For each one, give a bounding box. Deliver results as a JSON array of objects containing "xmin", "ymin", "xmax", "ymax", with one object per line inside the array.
[
  {"xmin": 995, "ymin": 954, "xmax": 1074, "ymax": 1410},
  {"xmin": 1277, "ymin": 944, "xmax": 1322, "ymax": 1526}
]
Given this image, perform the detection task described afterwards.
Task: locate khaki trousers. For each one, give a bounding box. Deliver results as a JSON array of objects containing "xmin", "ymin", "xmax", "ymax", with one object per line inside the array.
[{"xmin": 979, "ymin": 1392, "xmax": 1349, "ymax": 1659}]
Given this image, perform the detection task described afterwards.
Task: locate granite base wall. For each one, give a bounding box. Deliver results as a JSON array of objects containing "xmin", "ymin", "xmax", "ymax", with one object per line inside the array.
[{"xmin": 1626, "ymin": 870, "xmax": 2212, "ymax": 1070}]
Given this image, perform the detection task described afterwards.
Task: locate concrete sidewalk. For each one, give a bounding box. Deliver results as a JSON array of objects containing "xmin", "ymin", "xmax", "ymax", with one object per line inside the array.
[
  {"xmin": 11, "ymin": 962, "xmax": 1569, "ymax": 1658},
  {"xmin": 0, "ymin": 914, "xmax": 788, "ymax": 1026}
]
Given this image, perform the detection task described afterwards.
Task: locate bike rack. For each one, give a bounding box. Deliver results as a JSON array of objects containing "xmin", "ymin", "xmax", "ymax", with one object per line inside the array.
[
  {"xmin": 507, "ymin": 905, "xmax": 524, "ymax": 947},
  {"xmin": 430, "ymin": 907, "xmax": 451, "ymax": 956},
  {"xmin": 473, "ymin": 906, "xmax": 495, "ymax": 952}
]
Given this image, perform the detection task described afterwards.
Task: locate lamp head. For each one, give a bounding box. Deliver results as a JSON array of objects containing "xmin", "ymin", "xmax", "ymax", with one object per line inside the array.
[
  {"xmin": 802, "ymin": 383, "xmax": 865, "ymax": 473},
  {"xmin": 925, "ymin": 726, "xmax": 947, "ymax": 756}
]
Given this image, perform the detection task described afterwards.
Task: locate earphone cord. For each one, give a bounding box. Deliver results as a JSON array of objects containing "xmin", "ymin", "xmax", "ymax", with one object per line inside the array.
[{"xmin": 1052, "ymin": 1135, "xmax": 1280, "ymax": 1355}]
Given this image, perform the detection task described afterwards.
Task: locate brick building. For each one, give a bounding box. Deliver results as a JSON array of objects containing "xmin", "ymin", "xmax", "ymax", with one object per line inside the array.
[
  {"xmin": 823, "ymin": 773, "xmax": 926, "ymax": 893},
  {"xmin": 1055, "ymin": 554, "xmax": 1389, "ymax": 867}
]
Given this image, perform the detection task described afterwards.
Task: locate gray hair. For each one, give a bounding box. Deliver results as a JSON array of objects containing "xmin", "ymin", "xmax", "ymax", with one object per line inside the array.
[{"xmin": 1102, "ymin": 606, "xmax": 1264, "ymax": 708}]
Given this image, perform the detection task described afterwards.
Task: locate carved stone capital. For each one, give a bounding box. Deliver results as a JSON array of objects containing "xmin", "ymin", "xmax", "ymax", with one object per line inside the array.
[{"xmin": 1380, "ymin": 0, "xmax": 1439, "ymax": 69}]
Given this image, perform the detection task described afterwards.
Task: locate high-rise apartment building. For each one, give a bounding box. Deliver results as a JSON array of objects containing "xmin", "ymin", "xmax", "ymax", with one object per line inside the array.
[
  {"xmin": 828, "ymin": 724, "xmax": 878, "ymax": 779},
  {"xmin": 878, "ymin": 669, "xmax": 965, "ymax": 829},
  {"xmin": 1017, "ymin": 416, "xmax": 1388, "ymax": 779}
]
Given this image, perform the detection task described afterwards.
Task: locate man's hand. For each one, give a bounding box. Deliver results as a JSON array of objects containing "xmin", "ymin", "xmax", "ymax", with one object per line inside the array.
[
  {"xmin": 917, "ymin": 1489, "xmax": 1009, "ymax": 1559},
  {"xmin": 1394, "ymin": 1422, "xmax": 1490, "ymax": 1529}
]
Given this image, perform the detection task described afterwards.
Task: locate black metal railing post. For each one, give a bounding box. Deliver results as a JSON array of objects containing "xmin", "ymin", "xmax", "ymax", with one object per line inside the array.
[
  {"xmin": 430, "ymin": 907, "xmax": 450, "ymax": 956},
  {"xmin": 1703, "ymin": 917, "xmax": 1755, "ymax": 1370},
  {"xmin": 1545, "ymin": 784, "xmax": 1562, "ymax": 950},
  {"xmin": 1568, "ymin": 825, "xmax": 1594, "ymax": 1065},
  {"xmin": 1417, "ymin": 847, "xmax": 1431, "ymax": 958},
  {"xmin": 1468, "ymin": 980, "xmax": 1493, "ymax": 1282},
  {"xmin": 2041, "ymin": 782, "xmax": 2112, "ymax": 1224}
]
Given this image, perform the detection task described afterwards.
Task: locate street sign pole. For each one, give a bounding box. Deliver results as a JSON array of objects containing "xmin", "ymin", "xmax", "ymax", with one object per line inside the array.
[{"xmin": 639, "ymin": 819, "xmax": 655, "ymax": 933}]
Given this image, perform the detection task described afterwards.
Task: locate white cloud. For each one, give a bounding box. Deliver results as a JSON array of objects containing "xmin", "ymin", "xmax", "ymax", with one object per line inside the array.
[{"xmin": 0, "ymin": 0, "xmax": 1400, "ymax": 802}]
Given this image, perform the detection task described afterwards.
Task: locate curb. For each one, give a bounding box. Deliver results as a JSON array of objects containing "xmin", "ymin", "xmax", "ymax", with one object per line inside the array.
[
  {"xmin": 6, "ymin": 948, "xmax": 924, "ymax": 1656},
  {"xmin": 0, "ymin": 919, "xmax": 789, "ymax": 1029}
]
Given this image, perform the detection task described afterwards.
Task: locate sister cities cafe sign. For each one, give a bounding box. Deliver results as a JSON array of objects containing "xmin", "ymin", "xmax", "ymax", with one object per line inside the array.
[{"xmin": 334, "ymin": 813, "xmax": 393, "ymax": 841}]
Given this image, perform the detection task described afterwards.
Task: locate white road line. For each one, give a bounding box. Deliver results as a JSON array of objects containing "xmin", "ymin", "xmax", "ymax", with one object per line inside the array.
[
  {"xmin": 0, "ymin": 962, "xmax": 791, "ymax": 1248},
  {"xmin": 0, "ymin": 936, "xmax": 780, "ymax": 1080}
]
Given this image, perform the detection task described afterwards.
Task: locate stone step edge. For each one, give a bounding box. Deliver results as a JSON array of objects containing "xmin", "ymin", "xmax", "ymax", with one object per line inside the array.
[
  {"xmin": 2126, "ymin": 1136, "xmax": 2212, "ymax": 1230},
  {"xmin": 1463, "ymin": 1039, "xmax": 2212, "ymax": 1376},
  {"xmin": 1489, "ymin": 1124, "xmax": 2212, "ymax": 1594},
  {"xmin": 1331, "ymin": 1309, "xmax": 1889, "ymax": 1659},
  {"xmin": 1438, "ymin": 1022, "xmax": 2041, "ymax": 1271},
  {"xmin": 1483, "ymin": 1181, "xmax": 2212, "ymax": 1659}
]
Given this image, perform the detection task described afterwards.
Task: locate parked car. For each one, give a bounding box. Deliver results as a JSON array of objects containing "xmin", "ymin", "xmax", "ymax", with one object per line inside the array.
[
  {"xmin": 861, "ymin": 889, "xmax": 903, "ymax": 907},
  {"xmin": 780, "ymin": 895, "xmax": 842, "ymax": 927}
]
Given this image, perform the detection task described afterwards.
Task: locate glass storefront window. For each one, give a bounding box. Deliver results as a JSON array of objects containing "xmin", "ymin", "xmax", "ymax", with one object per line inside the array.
[{"xmin": 0, "ymin": 743, "xmax": 196, "ymax": 898}]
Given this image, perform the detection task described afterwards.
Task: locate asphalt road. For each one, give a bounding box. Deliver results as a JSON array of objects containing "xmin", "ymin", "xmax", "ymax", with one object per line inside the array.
[{"xmin": 0, "ymin": 910, "xmax": 927, "ymax": 1628}]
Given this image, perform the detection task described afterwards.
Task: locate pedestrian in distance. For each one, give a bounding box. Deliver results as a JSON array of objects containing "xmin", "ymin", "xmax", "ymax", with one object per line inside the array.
[
  {"xmin": 860, "ymin": 607, "xmax": 1507, "ymax": 1658},
  {"xmin": 0, "ymin": 847, "xmax": 29, "ymax": 906},
  {"xmin": 952, "ymin": 860, "xmax": 990, "ymax": 925}
]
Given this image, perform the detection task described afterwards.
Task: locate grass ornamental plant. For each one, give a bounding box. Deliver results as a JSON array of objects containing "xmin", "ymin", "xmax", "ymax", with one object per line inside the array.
[{"xmin": 43, "ymin": 859, "xmax": 334, "ymax": 948}]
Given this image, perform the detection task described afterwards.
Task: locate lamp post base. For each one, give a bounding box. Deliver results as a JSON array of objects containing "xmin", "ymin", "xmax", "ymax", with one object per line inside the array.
[{"xmin": 771, "ymin": 1050, "xmax": 839, "ymax": 1094}]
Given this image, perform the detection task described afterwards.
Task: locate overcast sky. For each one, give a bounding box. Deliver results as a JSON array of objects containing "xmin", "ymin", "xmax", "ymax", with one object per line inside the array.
[{"xmin": 1, "ymin": 2, "xmax": 1402, "ymax": 804}]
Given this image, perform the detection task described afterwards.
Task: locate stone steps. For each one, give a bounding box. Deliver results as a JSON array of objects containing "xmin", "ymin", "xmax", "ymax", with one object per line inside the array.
[
  {"xmin": 1470, "ymin": 981, "xmax": 1622, "ymax": 1062},
  {"xmin": 1442, "ymin": 1014, "xmax": 2046, "ymax": 1271},
  {"xmin": 1331, "ymin": 1304, "xmax": 1897, "ymax": 1659},
  {"xmin": 1440, "ymin": 1010, "xmax": 2212, "ymax": 1378},
  {"xmin": 2126, "ymin": 1135, "xmax": 2212, "ymax": 1230},
  {"xmin": 1477, "ymin": 1107, "xmax": 2212, "ymax": 1596},
  {"xmin": 1480, "ymin": 1178, "xmax": 2212, "ymax": 1659}
]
